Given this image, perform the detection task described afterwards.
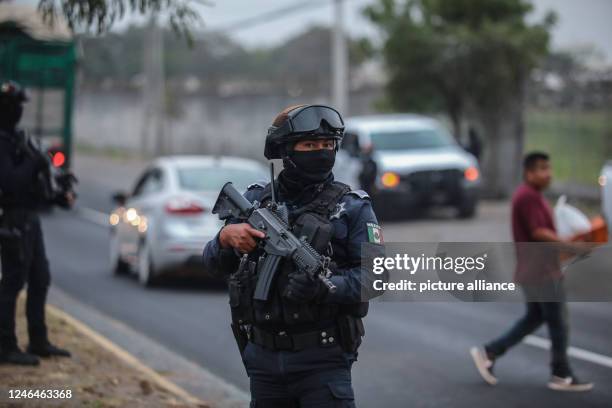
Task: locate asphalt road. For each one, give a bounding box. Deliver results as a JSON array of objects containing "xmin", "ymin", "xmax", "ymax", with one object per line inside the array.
[{"xmin": 40, "ymin": 155, "xmax": 612, "ymax": 407}]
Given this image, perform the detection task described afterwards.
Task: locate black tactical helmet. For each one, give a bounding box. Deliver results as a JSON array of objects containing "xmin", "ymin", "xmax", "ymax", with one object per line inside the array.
[
  {"xmin": 0, "ymin": 81, "xmax": 28, "ymax": 130},
  {"xmin": 0, "ymin": 80, "xmax": 28, "ymax": 105},
  {"xmin": 264, "ymin": 104, "xmax": 345, "ymax": 160}
]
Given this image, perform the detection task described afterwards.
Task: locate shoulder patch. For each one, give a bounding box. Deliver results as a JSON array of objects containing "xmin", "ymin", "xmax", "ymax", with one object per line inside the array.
[
  {"xmin": 346, "ymin": 189, "xmax": 370, "ymax": 200},
  {"xmin": 366, "ymin": 222, "xmax": 384, "ymax": 244},
  {"xmin": 329, "ymin": 202, "xmax": 347, "ymax": 220},
  {"xmin": 247, "ymin": 181, "xmax": 267, "ymax": 190}
]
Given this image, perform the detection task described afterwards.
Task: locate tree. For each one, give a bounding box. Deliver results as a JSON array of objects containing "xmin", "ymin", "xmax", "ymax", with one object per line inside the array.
[
  {"xmin": 365, "ymin": 0, "xmax": 556, "ymax": 197},
  {"xmin": 78, "ymin": 25, "xmax": 371, "ymax": 96},
  {"xmin": 36, "ymin": 0, "xmax": 204, "ymax": 38}
]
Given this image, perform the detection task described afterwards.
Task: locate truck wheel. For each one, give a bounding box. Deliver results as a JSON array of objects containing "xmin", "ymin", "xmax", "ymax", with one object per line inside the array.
[{"xmin": 457, "ymin": 200, "xmax": 478, "ymax": 219}]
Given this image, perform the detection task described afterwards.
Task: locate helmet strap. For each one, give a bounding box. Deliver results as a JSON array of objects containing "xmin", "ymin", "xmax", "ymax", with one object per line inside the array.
[{"xmin": 281, "ymin": 143, "xmax": 297, "ymax": 169}]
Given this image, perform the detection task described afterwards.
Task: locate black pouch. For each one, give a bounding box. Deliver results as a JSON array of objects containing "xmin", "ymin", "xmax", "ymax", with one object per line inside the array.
[
  {"xmin": 228, "ymin": 257, "xmax": 256, "ymax": 325},
  {"xmin": 230, "ymin": 322, "xmax": 249, "ymax": 354},
  {"xmin": 339, "ymin": 302, "xmax": 369, "ymax": 318},
  {"xmin": 282, "ymin": 300, "xmax": 318, "ymax": 325},
  {"xmin": 253, "ymin": 297, "xmax": 284, "ymax": 325},
  {"xmin": 292, "ymin": 212, "xmax": 333, "ymax": 254},
  {"xmin": 337, "ymin": 314, "xmax": 365, "ymax": 353},
  {"xmin": 253, "ymin": 258, "xmax": 284, "ymax": 325}
]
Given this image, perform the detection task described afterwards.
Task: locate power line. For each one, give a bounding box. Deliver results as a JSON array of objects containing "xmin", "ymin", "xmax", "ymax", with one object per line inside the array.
[{"xmin": 209, "ymin": 0, "xmax": 344, "ymax": 34}]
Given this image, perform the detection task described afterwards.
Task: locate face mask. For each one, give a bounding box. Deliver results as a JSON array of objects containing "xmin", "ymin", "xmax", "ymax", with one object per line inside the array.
[
  {"xmin": 282, "ymin": 149, "xmax": 336, "ymax": 185},
  {"xmin": 0, "ymin": 104, "xmax": 23, "ymax": 131}
]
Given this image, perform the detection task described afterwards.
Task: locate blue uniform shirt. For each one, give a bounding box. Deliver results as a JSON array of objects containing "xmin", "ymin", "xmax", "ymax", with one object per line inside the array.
[{"xmin": 203, "ymin": 181, "xmax": 386, "ymax": 304}]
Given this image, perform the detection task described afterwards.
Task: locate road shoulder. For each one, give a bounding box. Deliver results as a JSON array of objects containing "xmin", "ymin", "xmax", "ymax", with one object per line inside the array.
[{"xmin": 48, "ymin": 287, "xmax": 250, "ymax": 408}]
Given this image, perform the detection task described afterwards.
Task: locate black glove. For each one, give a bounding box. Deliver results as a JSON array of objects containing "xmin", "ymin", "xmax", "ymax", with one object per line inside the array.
[
  {"xmin": 283, "ymin": 272, "xmax": 328, "ymax": 303},
  {"xmin": 53, "ymin": 191, "xmax": 75, "ymax": 209}
]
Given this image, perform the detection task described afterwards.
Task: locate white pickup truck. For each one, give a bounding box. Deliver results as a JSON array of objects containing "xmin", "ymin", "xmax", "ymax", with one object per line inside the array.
[{"xmin": 601, "ymin": 161, "xmax": 612, "ymax": 225}]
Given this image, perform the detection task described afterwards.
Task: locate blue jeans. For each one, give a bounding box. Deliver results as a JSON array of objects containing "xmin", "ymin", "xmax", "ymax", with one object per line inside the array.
[
  {"xmin": 242, "ymin": 342, "xmax": 357, "ymax": 407},
  {"xmin": 485, "ymin": 299, "xmax": 570, "ymax": 376}
]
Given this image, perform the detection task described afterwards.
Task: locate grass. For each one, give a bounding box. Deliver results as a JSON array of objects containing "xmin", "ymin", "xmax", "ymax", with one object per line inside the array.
[
  {"xmin": 74, "ymin": 142, "xmax": 147, "ymax": 161},
  {"xmin": 525, "ymin": 109, "xmax": 612, "ymax": 186}
]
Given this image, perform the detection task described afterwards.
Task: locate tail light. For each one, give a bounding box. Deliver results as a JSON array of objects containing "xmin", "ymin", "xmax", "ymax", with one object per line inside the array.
[
  {"xmin": 47, "ymin": 147, "xmax": 66, "ymax": 168},
  {"xmin": 165, "ymin": 196, "xmax": 206, "ymax": 215}
]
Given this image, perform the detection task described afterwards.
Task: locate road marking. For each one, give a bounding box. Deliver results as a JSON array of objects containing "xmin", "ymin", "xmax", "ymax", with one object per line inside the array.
[
  {"xmin": 525, "ymin": 335, "xmax": 612, "ymax": 369},
  {"xmin": 66, "ymin": 209, "xmax": 612, "ymax": 373},
  {"xmin": 77, "ymin": 206, "xmax": 109, "ymax": 227}
]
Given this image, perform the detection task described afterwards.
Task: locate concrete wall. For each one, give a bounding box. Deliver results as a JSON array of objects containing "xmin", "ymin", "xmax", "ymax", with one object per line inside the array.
[{"xmin": 73, "ymin": 88, "xmax": 383, "ymax": 161}]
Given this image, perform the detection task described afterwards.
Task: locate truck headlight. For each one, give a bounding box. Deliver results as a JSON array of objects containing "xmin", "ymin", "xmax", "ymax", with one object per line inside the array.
[
  {"xmin": 464, "ymin": 166, "xmax": 479, "ymax": 182},
  {"xmin": 381, "ymin": 172, "xmax": 400, "ymax": 188}
]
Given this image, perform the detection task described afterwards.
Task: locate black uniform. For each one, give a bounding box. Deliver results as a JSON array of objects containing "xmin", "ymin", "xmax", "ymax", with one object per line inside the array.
[
  {"xmin": 204, "ymin": 174, "xmax": 386, "ymax": 407},
  {"xmin": 0, "ymin": 130, "xmax": 53, "ymax": 353},
  {"xmin": 0, "ymin": 80, "xmax": 71, "ymax": 364},
  {"xmin": 204, "ymin": 104, "xmax": 387, "ymax": 406}
]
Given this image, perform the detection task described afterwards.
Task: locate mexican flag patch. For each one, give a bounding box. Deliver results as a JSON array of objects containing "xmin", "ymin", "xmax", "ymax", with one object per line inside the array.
[{"xmin": 367, "ymin": 222, "xmax": 383, "ymax": 244}]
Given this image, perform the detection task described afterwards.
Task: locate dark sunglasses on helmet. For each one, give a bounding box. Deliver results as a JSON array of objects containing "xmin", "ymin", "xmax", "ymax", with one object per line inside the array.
[{"xmin": 268, "ymin": 105, "xmax": 344, "ymax": 138}]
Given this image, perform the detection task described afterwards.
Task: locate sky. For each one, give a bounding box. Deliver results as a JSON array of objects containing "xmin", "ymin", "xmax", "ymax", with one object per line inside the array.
[
  {"xmin": 16, "ymin": 0, "xmax": 612, "ymax": 64},
  {"xmin": 196, "ymin": 0, "xmax": 612, "ymax": 64}
]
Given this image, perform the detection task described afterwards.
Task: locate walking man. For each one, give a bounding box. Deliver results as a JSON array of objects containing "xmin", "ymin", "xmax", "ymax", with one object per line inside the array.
[{"xmin": 470, "ymin": 152, "xmax": 593, "ymax": 392}]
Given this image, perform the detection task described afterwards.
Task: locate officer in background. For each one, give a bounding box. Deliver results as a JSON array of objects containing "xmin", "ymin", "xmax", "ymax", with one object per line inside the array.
[
  {"xmin": 358, "ymin": 143, "xmax": 378, "ymax": 196},
  {"xmin": 203, "ymin": 104, "xmax": 386, "ymax": 407},
  {"xmin": 0, "ymin": 81, "xmax": 73, "ymax": 366}
]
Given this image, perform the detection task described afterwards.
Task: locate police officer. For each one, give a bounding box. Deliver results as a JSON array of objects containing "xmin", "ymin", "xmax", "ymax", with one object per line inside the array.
[
  {"xmin": 203, "ymin": 104, "xmax": 386, "ymax": 407},
  {"xmin": 0, "ymin": 81, "xmax": 72, "ymax": 366}
]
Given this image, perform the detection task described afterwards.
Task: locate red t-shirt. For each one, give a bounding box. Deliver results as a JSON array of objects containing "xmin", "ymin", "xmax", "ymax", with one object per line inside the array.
[{"xmin": 511, "ymin": 183, "xmax": 561, "ymax": 283}]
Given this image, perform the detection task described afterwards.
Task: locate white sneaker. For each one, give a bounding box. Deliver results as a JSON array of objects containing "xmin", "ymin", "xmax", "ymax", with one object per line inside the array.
[
  {"xmin": 470, "ymin": 346, "xmax": 498, "ymax": 385},
  {"xmin": 548, "ymin": 376, "xmax": 593, "ymax": 392}
]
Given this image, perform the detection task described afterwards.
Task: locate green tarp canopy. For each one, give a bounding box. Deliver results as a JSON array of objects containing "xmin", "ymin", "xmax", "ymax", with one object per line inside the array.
[
  {"xmin": 0, "ymin": 3, "xmax": 76, "ymax": 166},
  {"xmin": 0, "ymin": 3, "xmax": 76, "ymax": 88}
]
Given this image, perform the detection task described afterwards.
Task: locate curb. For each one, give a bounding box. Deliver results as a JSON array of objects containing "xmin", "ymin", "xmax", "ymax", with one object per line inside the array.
[
  {"xmin": 46, "ymin": 286, "xmax": 250, "ymax": 408},
  {"xmin": 46, "ymin": 303, "xmax": 209, "ymax": 407}
]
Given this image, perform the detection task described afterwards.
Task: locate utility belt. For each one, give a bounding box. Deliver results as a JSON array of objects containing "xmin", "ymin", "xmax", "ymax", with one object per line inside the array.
[
  {"xmin": 251, "ymin": 325, "xmax": 340, "ymax": 351},
  {"xmin": 1, "ymin": 207, "xmax": 38, "ymax": 225},
  {"xmin": 0, "ymin": 207, "xmax": 26, "ymax": 251},
  {"xmin": 231, "ymin": 314, "xmax": 364, "ymax": 354}
]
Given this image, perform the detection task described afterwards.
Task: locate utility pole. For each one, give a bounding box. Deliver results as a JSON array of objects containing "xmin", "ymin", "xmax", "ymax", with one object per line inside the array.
[
  {"xmin": 142, "ymin": 13, "xmax": 166, "ymax": 156},
  {"xmin": 331, "ymin": 0, "xmax": 348, "ymax": 115}
]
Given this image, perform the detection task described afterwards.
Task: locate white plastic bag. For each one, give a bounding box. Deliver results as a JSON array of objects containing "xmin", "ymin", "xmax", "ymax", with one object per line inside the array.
[{"xmin": 554, "ymin": 195, "xmax": 591, "ymax": 239}]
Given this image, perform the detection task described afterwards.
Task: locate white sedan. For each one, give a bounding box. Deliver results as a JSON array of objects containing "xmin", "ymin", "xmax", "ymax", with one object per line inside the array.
[{"xmin": 109, "ymin": 156, "xmax": 268, "ymax": 286}]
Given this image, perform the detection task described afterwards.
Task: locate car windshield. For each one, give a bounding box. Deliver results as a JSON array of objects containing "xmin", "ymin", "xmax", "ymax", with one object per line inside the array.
[
  {"xmin": 177, "ymin": 166, "xmax": 267, "ymax": 192},
  {"xmin": 369, "ymin": 128, "xmax": 453, "ymax": 150}
]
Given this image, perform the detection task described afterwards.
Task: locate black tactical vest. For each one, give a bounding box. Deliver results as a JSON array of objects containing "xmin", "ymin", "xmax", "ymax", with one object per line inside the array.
[{"xmin": 227, "ymin": 181, "xmax": 352, "ymax": 332}]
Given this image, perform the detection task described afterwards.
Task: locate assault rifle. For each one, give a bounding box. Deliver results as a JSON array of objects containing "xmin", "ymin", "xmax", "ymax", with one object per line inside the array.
[{"xmin": 212, "ymin": 164, "xmax": 336, "ymax": 301}]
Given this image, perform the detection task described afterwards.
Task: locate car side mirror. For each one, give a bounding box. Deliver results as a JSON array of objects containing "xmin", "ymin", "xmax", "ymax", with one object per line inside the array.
[{"xmin": 112, "ymin": 191, "xmax": 128, "ymax": 206}]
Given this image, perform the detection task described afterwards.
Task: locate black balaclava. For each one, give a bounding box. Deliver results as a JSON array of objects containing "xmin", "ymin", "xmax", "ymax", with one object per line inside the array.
[
  {"xmin": 278, "ymin": 142, "xmax": 336, "ymax": 200},
  {"xmin": 0, "ymin": 100, "xmax": 23, "ymax": 134}
]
